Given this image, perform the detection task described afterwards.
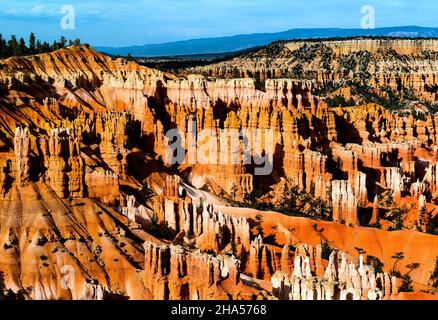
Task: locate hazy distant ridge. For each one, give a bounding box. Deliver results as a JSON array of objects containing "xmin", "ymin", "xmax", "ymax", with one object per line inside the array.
[{"xmin": 97, "ymin": 26, "xmax": 438, "ymax": 57}]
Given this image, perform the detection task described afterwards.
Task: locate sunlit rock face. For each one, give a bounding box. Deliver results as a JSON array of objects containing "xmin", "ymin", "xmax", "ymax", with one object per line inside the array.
[
  {"xmin": 0, "ymin": 43, "xmax": 437, "ymax": 300},
  {"xmin": 196, "ymin": 39, "xmax": 438, "ymax": 104},
  {"xmin": 272, "ymin": 249, "xmax": 399, "ymax": 301}
]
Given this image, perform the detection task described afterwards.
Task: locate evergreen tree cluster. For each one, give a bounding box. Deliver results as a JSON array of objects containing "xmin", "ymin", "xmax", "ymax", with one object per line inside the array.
[{"xmin": 0, "ymin": 33, "xmax": 82, "ymax": 59}]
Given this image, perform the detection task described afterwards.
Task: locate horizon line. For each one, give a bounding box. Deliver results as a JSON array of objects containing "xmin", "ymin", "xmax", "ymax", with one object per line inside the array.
[{"xmin": 95, "ymin": 25, "xmax": 438, "ymax": 49}]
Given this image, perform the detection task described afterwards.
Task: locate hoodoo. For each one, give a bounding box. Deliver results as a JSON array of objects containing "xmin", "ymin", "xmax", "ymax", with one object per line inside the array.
[{"xmin": 0, "ymin": 39, "xmax": 437, "ymax": 300}]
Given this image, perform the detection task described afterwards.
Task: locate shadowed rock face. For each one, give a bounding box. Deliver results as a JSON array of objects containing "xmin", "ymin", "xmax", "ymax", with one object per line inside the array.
[{"xmin": 0, "ymin": 43, "xmax": 437, "ymax": 300}]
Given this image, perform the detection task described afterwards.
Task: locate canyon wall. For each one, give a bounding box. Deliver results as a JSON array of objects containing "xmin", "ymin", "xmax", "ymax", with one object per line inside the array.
[{"xmin": 0, "ymin": 44, "xmax": 437, "ymax": 300}]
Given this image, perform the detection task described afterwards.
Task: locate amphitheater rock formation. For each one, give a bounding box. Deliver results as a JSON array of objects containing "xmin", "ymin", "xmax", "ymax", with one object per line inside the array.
[{"xmin": 0, "ymin": 42, "xmax": 437, "ymax": 300}]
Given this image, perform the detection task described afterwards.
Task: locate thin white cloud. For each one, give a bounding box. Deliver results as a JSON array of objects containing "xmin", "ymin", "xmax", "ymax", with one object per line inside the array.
[{"xmin": 0, "ymin": 2, "xmax": 102, "ymax": 18}]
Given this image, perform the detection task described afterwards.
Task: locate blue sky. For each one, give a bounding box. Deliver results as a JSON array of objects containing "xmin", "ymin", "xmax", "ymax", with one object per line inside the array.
[{"xmin": 0, "ymin": 0, "xmax": 436, "ymax": 47}]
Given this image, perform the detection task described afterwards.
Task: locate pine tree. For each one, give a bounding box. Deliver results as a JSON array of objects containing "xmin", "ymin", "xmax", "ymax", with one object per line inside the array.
[
  {"xmin": 58, "ymin": 36, "xmax": 67, "ymax": 49},
  {"xmin": 0, "ymin": 34, "xmax": 3, "ymax": 58},
  {"xmin": 0, "ymin": 34, "xmax": 85, "ymax": 58},
  {"xmin": 51, "ymin": 40, "xmax": 58, "ymax": 51},
  {"xmin": 36, "ymin": 40, "xmax": 42, "ymax": 54},
  {"xmin": 399, "ymin": 274, "xmax": 414, "ymax": 292},
  {"xmin": 42, "ymin": 41, "xmax": 50, "ymax": 53},
  {"xmin": 8, "ymin": 35, "xmax": 18, "ymax": 56},
  {"xmin": 1, "ymin": 39, "xmax": 6, "ymax": 58},
  {"xmin": 18, "ymin": 37, "xmax": 26, "ymax": 56},
  {"xmin": 29, "ymin": 33, "xmax": 36, "ymax": 54}
]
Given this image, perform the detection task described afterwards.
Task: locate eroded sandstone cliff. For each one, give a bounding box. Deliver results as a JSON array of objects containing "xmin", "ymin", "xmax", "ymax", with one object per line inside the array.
[{"xmin": 0, "ymin": 43, "xmax": 437, "ymax": 300}]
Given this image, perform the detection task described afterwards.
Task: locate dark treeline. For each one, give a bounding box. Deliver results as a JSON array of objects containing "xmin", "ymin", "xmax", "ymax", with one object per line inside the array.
[{"xmin": 0, "ymin": 33, "xmax": 83, "ymax": 59}]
